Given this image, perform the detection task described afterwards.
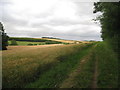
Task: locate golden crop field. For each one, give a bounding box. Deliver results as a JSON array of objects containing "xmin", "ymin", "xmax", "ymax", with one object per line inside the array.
[{"xmin": 2, "ymin": 43, "xmax": 87, "ymax": 88}]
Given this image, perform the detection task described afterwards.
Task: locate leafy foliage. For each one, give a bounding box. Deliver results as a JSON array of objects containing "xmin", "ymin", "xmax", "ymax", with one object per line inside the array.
[
  {"xmin": 0, "ymin": 22, "xmax": 9, "ymax": 50},
  {"xmin": 45, "ymin": 41, "xmax": 62, "ymax": 44},
  {"xmin": 93, "ymin": 2, "xmax": 120, "ymax": 55}
]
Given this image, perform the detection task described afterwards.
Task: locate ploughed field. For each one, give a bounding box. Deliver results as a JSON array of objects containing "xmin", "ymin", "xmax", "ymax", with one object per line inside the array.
[{"xmin": 2, "ymin": 42, "xmax": 118, "ymax": 88}]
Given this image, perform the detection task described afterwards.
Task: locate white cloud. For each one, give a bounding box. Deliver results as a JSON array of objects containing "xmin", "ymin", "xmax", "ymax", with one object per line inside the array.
[{"xmin": 0, "ymin": 0, "xmax": 102, "ymax": 41}]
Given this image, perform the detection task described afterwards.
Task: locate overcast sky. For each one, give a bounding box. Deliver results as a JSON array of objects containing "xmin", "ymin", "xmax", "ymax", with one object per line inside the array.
[{"xmin": 0, "ymin": 0, "xmax": 102, "ymax": 41}]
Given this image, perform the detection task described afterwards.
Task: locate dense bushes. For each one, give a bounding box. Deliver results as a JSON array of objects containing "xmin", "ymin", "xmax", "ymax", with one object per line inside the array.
[
  {"xmin": 27, "ymin": 43, "xmax": 34, "ymax": 46},
  {"xmin": 27, "ymin": 44, "xmax": 38, "ymax": 46},
  {"xmin": 45, "ymin": 41, "xmax": 62, "ymax": 44}
]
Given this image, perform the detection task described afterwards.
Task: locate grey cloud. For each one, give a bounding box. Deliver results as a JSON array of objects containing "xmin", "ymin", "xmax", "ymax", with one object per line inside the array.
[
  {"xmin": 0, "ymin": 1, "xmax": 29, "ymax": 26},
  {"xmin": 2, "ymin": 14, "xmax": 29, "ymax": 27},
  {"xmin": 0, "ymin": 0, "xmax": 102, "ymax": 41}
]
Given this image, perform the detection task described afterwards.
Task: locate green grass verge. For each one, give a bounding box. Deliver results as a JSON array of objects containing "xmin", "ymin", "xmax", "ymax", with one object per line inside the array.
[
  {"xmin": 25, "ymin": 44, "xmax": 94, "ymax": 88},
  {"xmin": 94, "ymin": 42, "xmax": 118, "ymax": 88}
]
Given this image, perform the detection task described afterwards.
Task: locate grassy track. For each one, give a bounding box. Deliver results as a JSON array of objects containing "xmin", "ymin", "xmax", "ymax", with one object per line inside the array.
[
  {"xmin": 73, "ymin": 44, "xmax": 97, "ymax": 88},
  {"xmin": 73, "ymin": 42, "xmax": 118, "ymax": 88}
]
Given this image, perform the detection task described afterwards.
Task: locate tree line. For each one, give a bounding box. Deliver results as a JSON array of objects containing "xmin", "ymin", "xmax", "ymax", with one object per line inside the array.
[{"xmin": 93, "ymin": 2, "xmax": 120, "ymax": 56}]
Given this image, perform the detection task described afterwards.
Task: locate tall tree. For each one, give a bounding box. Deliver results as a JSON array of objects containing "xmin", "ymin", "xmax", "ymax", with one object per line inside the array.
[
  {"xmin": 0, "ymin": 22, "xmax": 9, "ymax": 50},
  {"xmin": 93, "ymin": 2, "xmax": 120, "ymax": 55}
]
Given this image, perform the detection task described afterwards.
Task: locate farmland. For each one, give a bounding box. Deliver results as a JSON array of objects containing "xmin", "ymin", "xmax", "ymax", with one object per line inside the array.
[
  {"xmin": 2, "ymin": 41, "xmax": 118, "ymax": 88},
  {"xmin": 8, "ymin": 41, "xmax": 45, "ymax": 46},
  {"xmin": 8, "ymin": 37, "xmax": 89, "ymax": 46},
  {"xmin": 8, "ymin": 37, "xmax": 64, "ymax": 46},
  {"xmin": 1, "ymin": 1, "xmax": 119, "ymax": 89}
]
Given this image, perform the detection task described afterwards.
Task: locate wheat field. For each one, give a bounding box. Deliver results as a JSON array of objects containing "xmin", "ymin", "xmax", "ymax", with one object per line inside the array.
[{"xmin": 2, "ymin": 43, "xmax": 86, "ymax": 88}]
